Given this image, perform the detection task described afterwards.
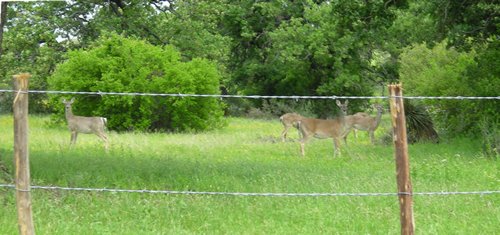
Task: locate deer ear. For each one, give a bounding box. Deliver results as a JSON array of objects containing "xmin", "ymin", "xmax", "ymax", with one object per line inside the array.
[
  {"xmin": 62, "ymin": 98, "xmax": 66, "ymax": 103},
  {"xmin": 336, "ymin": 100, "xmax": 341, "ymax": 106},
  {"xmin": 345, "ymin": 100, "xmax": 349, "ymax": 105},
  {"xmin": 70, "ymin": 97, "xmax": 75, "ymax": 103}
]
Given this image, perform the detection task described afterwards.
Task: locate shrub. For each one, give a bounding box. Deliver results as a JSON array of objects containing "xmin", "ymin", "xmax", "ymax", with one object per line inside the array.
[
  {"xmin": 405, "ymin": 101, "xmax": 439, "ymax": 143},
  {"xmin": 48, "ymin": 33, "xmax": 226, "ymax": 132},
  {"xmin": 399, "ymin": 40, "xmax": 499, "ymax": 137}
]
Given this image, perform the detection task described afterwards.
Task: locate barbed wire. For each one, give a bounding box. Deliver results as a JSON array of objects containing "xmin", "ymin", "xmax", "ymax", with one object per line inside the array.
[
  {"xmin": 0, "ymin": 184, "xmax": 498, "ymax": 197},
  {"xmin": 0, "ymin": 89, "xmax": 498, "ymax": 100}
]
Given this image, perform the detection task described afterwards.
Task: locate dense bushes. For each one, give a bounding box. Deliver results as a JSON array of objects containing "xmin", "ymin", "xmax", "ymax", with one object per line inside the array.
[
  {"xmin": 399, "ymin": 40, "xmax": 499, "ymax": 155},
  {"xmin": 48, "ymin": 34, "xmax": 225, "ymax": 132}
]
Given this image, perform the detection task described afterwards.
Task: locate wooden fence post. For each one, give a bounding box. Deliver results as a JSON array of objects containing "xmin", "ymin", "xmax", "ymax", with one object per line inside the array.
[
  {"xmin": 13, "ymin": 73, "xmax": 35, "ymax": 235},
  {"xmin": 388, "ymin": 84, "xmax": 414, "ymax": 235}
]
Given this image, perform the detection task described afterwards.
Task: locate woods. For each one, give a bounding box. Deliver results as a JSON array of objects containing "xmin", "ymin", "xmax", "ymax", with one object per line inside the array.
[
  {"xmin": 0, "ymin": 2, "xmax": 498, "ymax": 233},
  {"xmin": 0, "ymin": 0, "xmax": 497, "ymax": 139}
]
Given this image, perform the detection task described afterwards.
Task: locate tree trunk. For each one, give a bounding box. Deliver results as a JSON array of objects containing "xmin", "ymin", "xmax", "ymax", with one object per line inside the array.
[{"xmin": 0, "ymin": 2, "xmax": 8, "ymax": 59}]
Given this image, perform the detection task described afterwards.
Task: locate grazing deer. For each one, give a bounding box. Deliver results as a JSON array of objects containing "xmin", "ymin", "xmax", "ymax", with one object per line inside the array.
[
  {"xmin": 62, "ymin": 98, "xmax": 109, "ymax": 149},
  {"xmin": 297, "ymin": 100, "xmax": 348, "ymax": 157},
  {"xmin": 343, "ymin": 104, "xmax": 384, "ymax": 144},
  {"xmin": 279, "ymin": 112, "xmax": 304, "ymax": 142}
]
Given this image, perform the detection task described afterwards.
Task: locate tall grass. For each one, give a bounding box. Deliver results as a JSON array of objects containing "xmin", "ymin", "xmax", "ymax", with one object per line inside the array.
[{"xmin": 0, "ymin": 115, "xmax": 498, "ymax": 234}]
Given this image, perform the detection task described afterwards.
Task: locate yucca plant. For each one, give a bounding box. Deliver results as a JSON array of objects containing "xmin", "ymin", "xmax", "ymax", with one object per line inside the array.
[{"xmin": 405, "ymin": 101, "xmax": 439, "ymax": 144}]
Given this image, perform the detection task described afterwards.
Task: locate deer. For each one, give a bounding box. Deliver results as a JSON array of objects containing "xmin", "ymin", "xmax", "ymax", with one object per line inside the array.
[
  {"xmin": 296, "ymin": 100, "xmax": 349, "ymax": 157},
  {"xmin": 279, "ymin": 112, "xmax": 304, "ymax": 142},
  {"xmin": 343, "ymin": 104, "xmax": 384, "ymax": 145},
  {"xmin": 335, "ymin": 100, "xmax": 366, "ymax": 144},
  {"xmin": 62, "ymin": 98, "xmax": 109, "ymax": 149}
]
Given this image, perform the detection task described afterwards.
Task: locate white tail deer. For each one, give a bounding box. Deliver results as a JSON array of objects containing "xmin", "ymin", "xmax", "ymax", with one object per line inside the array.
[
  {"xmin": 335, "ymin": 100, "xmax": 363, "ymax": 144},
  {"xmin": 297, "ymin": 100, "xmax": 348, "ymax": 157},
  {"xmin": 343, "ymin": 104, "xmax": 384, "ymax": 144},
  {"xmin": 279, "ymin": 112, "xmax": 304, "ymax": 142},
  {"xmin": 62, "ymin": 98, "xmax": 109, "ymax": 149}
]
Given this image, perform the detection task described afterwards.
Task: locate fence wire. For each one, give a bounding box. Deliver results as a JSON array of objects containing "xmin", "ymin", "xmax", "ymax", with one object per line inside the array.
[
  {"xmin": 0, "ymin": 89, "xmax": 498, "ymax": 198},
  {"xmin": 0, "ymin": 184, "xmax": 498, "ymax": 197},
  {"xmin": 0, "ymin": 89, "xmax": 499, "ymax": 100}
]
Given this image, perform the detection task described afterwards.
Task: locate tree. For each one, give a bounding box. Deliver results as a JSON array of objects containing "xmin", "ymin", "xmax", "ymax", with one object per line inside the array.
[
  {"xmin": 0, "ymin": 0, "xmax": 232, "ymax": 113},
  {"xmin": 221, "ymin": 1, "xmax": 404, "ymax": 116},
  {"xmin": 48, "ymin": 34, "xmax": 226, "ymax": 132},
  {"xmin": 389, "ymin": 0, "xmax": 499, "ymax": 49},
  {"xmin": 399, "ymin": 40, "xmax": 499, "ymax": 136},
  {"xmin": 0, "ymin": 2, "xmax": 8, "ymax": 59}
]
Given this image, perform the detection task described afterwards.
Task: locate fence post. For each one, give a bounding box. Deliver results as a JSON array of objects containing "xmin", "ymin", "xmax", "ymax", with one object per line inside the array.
[
  {"xmin": 13, "ymin": 73, "xmax": 35, "ymax": 235},
  {"xmin": 388, "ymin": 84, "xmax": 414, "ymax": 235}
]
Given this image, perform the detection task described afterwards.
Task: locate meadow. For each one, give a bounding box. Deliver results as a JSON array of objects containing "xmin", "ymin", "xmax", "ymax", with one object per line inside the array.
[{"xmin": 0, "ymin": 115, "xmax": 498, "ymax": 234}]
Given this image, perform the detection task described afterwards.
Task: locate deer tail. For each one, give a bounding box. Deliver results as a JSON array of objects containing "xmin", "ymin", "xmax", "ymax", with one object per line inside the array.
[{"xmin": 102, "ymin": 117, "xmax": 108, "ymax": 127}]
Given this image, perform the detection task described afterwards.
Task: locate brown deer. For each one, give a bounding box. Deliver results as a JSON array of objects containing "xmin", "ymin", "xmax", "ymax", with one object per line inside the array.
[
  {"xmin": 296, "ymin": 100, "xmax": 349, "ymax": 157},
  {"xmin": 62, "ymin": 98, "xmax": 109, "ymax": 149},
  {"xmin": 343, "ymin": 104, "xmax": 384, "ymax": 144},
  {"xmin": 279, "ymin": 112, "xmax": 304, "ymax": 142}
]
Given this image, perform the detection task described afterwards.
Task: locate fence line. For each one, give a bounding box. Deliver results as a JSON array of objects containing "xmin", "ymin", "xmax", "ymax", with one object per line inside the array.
[
  {"xmin": 0, "ymin": 184, "xmax": 498, "ymax": 197},
  {"xmin": 0, "ymin": 89, "xmax": 499, "ymax": 100}
]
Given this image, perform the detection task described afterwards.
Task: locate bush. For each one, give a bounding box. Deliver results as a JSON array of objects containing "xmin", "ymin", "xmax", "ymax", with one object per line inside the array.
[
  {"xmin": 48, "ymin": 33, "xmax": 226, "ymax": 132},
  {"xmin": 479, "ymin": 117, "xmax": 499, "ymax": 158},
  {"xmin": 405, "ymin": 101, "xmax": 439, "ymax": 143},
  {"xmin": 399, "ymin": 40, "xmax": 499, "ymax": 137}
]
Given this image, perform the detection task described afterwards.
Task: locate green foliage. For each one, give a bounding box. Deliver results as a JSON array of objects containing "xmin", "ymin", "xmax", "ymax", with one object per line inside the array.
[
  {"xmin": 1, "ymin": 115, "xmax": 499, "ymax": 233},
  {"xmin": 0, "ymin": 2, "xmax": 66, "ymax": 113},
  {"xmin": 389, "ymin": 0, "xmax": 499, "ymax": 48},
  {"xmin": 479, "ymin": 117, "xmax": 499, "ymax": 158},
  {"xmin": 48, "ymin": 34, "xmax": 225, "ymax": 132},
  {"xmin": 1, "ymin": 0, "xmax": 497, "ymax": 126},
  {"xmin": 399, "ymin": 40, "xmax": 499, "ymax": 137},
  {"xmin": 221, "ymin": 1, "xmax": 403, "ymax": 116}
]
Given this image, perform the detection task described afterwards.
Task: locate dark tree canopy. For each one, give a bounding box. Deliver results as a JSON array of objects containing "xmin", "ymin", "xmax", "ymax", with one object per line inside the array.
[{"xmin": 0, "ymin": 0, "xmax": 497, "ymax": 137}]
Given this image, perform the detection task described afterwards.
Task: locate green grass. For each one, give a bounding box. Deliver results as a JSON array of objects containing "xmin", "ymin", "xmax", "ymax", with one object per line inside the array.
[{"xmin": 0, "ymin": 115, "xmax": 498, "ymax": 234}]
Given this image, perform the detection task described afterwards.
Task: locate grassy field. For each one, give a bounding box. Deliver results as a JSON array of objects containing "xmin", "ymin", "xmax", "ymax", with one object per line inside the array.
[{"xmin": 0, "ymin": 115, "xmax": 498, "ymax": 234}]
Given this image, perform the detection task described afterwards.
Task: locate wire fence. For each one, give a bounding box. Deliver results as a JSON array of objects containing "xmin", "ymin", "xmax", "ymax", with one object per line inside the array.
[
  {"xmin": 1, "ymin": 88, "xmax": 498, "ymax": 198},
  {"xmin": 1, "ymin": 184, "xmax": 499, "ymax": 197},
  {"xmin": 0, "ymin": 89, "xmax": 499, "ymax": 100},
  {"xmin": 2, "ymin": 85, "xmax": 499, "ymax": 235}
]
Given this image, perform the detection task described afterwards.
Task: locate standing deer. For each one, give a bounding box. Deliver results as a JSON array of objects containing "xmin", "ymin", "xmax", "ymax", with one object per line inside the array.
[
  {"xmin": 296, "ymin": 100, "xmax": 348, "ymax": 157},
  {"xmin": 62, "ymin": 98, "xmax": 109, "ymax": 149},
  {"xmin": 343, "ymin": 104, "xmax": 384, "ymax": 145},
  {"xmin": 279, "ymin": 112, "xmax": 304, "ymax": 142},
  {"xmin": 335, "ymin": 100, "xmax": 365, "ymax": 144}
]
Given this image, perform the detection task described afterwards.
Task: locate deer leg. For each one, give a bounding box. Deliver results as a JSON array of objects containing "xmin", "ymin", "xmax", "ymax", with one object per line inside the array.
[
  {"xmin": 343, "ymin": 131, "xmax": 349, "ymax": 146},
  {"xmin": 281, "ymin": 125, "xmax": 290, "ymax": 142},
  {"xmin": 369, "ymin": 130, "xmax": 375, "ymax": 145},
  {"xmin": 341, "ymin": 127, "xmax": 351, "ymax": 146},
  {"xmin": 296, "ymin": 128, "xmax": 302, "ymax": 139},
  {"xmin": 333, "ymin": 138, "xmax": 341, "ymax": 157},
  {"xmin": 353, "ymin": 129, "xmax": 358, "ymax": 139},
  {"xmin": 70, "ymin": 131, "xmax": 78, "ymax": 146},
  {"xmin": 96, "ymin": 132, "xmax": 109, "ymax": 150},
  {"xmin": 299, "ymin": 135, "xmax": 311, "ymax": 157}
]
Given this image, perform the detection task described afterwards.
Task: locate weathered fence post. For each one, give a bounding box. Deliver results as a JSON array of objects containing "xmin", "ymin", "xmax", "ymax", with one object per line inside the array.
[
  {"xmin": 13, "ymin": 73, "xmax": 35, "ymax": 235},
  {"xmin": 388, "ymin": 84, "xmax": 414, "ymax": 235}
]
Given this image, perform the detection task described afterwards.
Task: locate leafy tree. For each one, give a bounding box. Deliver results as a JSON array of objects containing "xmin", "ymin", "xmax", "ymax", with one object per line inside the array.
[
  {"xmin": 389, "ymin": 0, "xmax": 499, "ymax": 49},
  {"xmin": 0, "ymin": 1, "xmax": 232, "ymax": 113},
  {"xmin": 256, "ymin": 1, "xmax": 403, "ymax": 116},
  {"xmin": 399, "ymin": 40, "xmax": 499, "ymax": 136},
  {"xmin": 0, "ymin": 2, "xmax": 66, "ymax": 113},
  {"xmin": 48, "ymin": 34, "xmax": 225, "ymax": 132}
]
